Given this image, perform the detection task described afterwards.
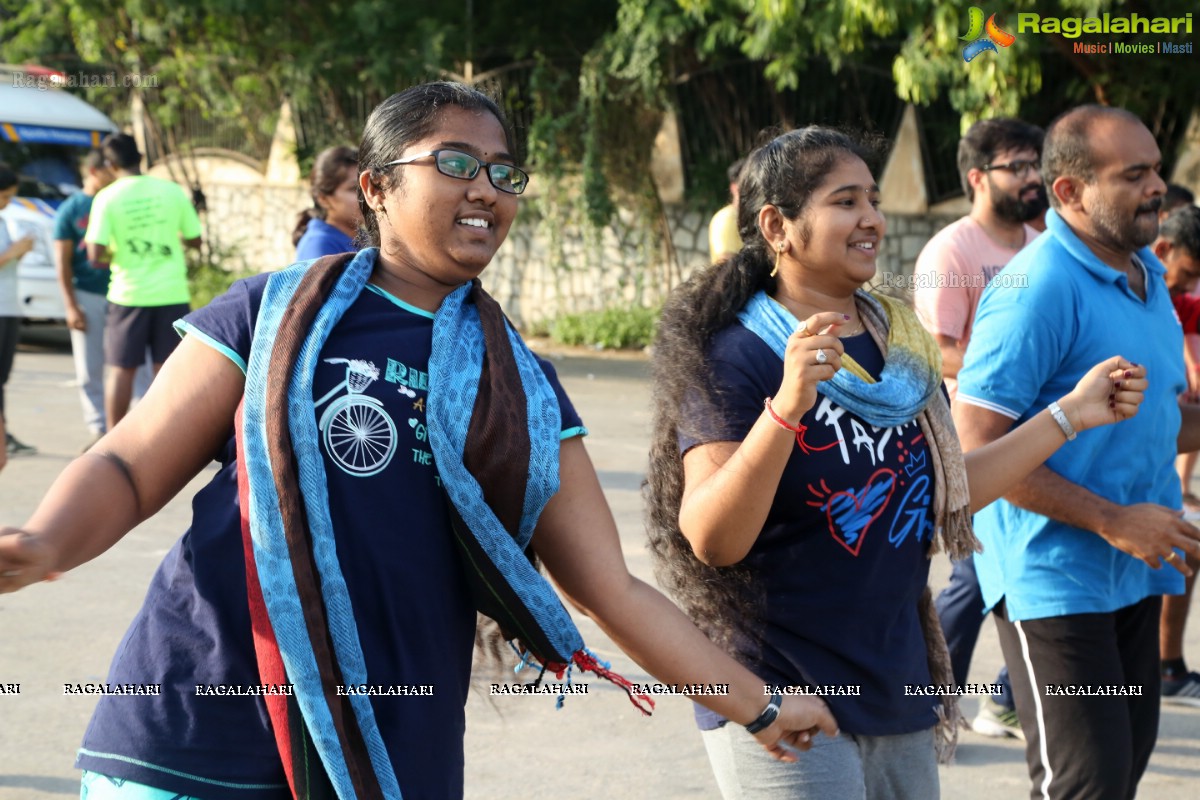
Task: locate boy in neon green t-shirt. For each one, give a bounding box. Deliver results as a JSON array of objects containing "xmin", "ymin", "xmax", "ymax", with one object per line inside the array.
[{"xmin": 85, "ymin": 134, "xmax": 202, "ymax": 428}]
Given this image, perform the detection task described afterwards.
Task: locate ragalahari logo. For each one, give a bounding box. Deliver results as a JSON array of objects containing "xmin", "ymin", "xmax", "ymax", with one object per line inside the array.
[{"xmin": 961, "ymin": 7, "xmax": 1016, "ymax": 62}]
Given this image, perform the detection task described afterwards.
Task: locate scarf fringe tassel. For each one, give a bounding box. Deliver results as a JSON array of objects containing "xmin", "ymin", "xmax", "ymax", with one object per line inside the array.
[{"xmin": 512, "ymin": 647, "xmax": 656, "ymax": 715}]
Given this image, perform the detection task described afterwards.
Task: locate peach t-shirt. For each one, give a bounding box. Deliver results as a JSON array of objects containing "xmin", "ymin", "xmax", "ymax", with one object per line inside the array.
[{"xmin": 913, "ymin": 217, "xmax": 1038, "ymax": 397}]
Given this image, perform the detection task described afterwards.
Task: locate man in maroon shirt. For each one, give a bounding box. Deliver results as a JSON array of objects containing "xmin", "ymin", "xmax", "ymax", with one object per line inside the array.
[{"xmin": 1155, "ymin": 204, "xmax": 1200, "ymax": 704}]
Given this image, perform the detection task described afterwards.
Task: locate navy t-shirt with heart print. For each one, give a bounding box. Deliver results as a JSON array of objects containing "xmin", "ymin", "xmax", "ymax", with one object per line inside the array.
[
  {"xmin": 75, "ymin": 272, "xmax": 585, "ymax": 799},
  {"xmin": 679, "ymin": 321, "xmax": 940, "ymax": 737}
]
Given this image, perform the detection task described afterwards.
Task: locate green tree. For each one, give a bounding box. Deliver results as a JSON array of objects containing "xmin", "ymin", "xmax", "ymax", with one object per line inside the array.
[
  {"xmin": 596, "ymin": 0, "xmax": 1198, "ymax": 139},
  {"xmin": 0, "ymin": 0, "xmax": 618, "ymax": 155}
]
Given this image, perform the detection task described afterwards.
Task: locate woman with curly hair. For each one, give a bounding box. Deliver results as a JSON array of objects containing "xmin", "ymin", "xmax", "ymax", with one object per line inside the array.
[{"xmin": 645, "ymin": 126, "xmax": 1146, "ymax": 798}]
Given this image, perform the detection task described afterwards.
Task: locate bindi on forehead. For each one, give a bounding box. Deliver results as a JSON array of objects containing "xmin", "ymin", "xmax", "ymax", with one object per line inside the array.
[
  {"xmin": 434, "ymin": 139, "xmax": 514, "ymax": 163},
  {"xmin": 825, "ymin": 183, "xmax": 880, "ymax": 199}
]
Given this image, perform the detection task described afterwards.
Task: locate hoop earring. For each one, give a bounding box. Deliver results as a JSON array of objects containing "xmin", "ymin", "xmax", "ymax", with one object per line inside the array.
[{"xmin": 770, "ymin": 242, "xmax": 785, "ymax": 278}]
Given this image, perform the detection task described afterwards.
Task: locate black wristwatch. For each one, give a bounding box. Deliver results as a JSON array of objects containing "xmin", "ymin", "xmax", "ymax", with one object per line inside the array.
[{"xmin": 744, "ymin": 691, "xmax": 782, "ymax": 734}]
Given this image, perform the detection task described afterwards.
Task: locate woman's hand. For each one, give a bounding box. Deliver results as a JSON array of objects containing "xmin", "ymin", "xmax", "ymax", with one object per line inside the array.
[
  {"xmin": 1056, "ymin": 356, "xmax": 1146, "ymax": 434},
  {"xmin": 771, "ymin": 312, "xmax": 851, "ymax": 424},
  {"xmin": 752, "ymin": 695, "xmax": 840, "ymax": 761},
  {"xmin": 0, "ymin": 530, "xmax": 61, "ymax": 593}
]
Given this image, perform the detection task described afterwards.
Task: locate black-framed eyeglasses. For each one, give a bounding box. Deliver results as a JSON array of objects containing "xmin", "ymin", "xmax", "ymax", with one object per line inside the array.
[
  {"xmin": 982, "ymin": 159, "xmax": 1041, "ymax": 179},
  {"xmin": 382, "ymin": 149, "xmax": 529, "ymax": 195}
]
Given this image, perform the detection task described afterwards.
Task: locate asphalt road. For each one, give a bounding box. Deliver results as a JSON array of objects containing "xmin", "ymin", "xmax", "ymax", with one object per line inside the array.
[{"xmin": 0, "ymin": 334, "xmax": 1197, "ymax": 798}]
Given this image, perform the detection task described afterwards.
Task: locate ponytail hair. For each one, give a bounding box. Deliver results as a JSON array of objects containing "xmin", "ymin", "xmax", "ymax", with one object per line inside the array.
[{"xmin": 292, "ymin": 145, "xmax": 358, "ymax": 246}]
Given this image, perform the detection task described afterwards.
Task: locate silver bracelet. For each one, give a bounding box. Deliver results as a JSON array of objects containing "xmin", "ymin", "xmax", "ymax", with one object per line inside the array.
[{"xmin": 1047, "ymin": 401, "xmax": 1077, "ymax": 441}]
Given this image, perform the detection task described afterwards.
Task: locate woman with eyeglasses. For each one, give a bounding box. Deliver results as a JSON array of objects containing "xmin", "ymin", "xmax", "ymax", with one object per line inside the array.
[
  {"xmin": 644, "ymin": 126, "xmax": 1147, "ymax": 798},
  {"xmin": 0, "ymin": 82, "xmax": 837, "ymax": 800}
]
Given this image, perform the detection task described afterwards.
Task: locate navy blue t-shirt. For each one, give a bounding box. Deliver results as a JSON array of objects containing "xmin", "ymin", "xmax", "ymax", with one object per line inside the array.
[
  {"xmin": 681, "ymin": 323, "xmax": 939, "ymax": 737},
  {"xmin": 76, "ymin": 273, "xmax": 585, "ymax": 799}
]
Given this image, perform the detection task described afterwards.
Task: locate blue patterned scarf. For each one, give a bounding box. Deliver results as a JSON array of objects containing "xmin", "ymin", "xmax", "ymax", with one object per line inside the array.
[
  {"xmin": 737, "ymin": 289, "xmax": 941, "ymax": 427},
  {"xmin": 238, "ymin": 249, "xmax": 649, "ymax": 800},
  {"xmin": 736, "ymin": 287, "xmax": 977, "ymax": 763}
]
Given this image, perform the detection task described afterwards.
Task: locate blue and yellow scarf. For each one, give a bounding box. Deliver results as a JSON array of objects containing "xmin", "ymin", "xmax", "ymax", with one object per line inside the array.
[{"xmin": 737, "ymin": 288, "xmax": 977, "ymax": 763}]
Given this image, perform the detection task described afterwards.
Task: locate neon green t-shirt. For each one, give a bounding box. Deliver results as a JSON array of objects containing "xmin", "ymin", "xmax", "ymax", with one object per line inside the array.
[{"xmin": 85, "ymin": 175, "xmax": 202, "ymax": 306}]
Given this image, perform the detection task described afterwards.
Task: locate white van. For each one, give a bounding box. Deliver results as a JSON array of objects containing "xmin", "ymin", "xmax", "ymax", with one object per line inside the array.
[{"xmin": 0, "ymin": 64, "xmax": 119, "ymax": 321}]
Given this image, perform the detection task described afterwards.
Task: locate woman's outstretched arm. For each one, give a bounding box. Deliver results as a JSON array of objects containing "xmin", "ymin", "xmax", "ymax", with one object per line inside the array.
[
  {"xmin": 0, "ymin": 337, "xmax": 244, "ymax": 591},
  {"xmin": 534, "ymin": 437, "xmax": 839, "ymax": 761},
  {"xmin": 962, "ymin": 357, "xmax": 1145, "ymax": 512}
]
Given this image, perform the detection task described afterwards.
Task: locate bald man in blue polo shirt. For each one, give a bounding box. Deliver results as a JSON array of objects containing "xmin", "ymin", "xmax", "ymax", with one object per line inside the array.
[{"xmin": 954, "ymin": 105, "xmax": 1200, "ymax": 800}]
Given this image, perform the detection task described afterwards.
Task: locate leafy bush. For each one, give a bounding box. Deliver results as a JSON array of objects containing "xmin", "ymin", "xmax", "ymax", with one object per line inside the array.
[
  {"xmin": 549, "ymin": 306, "xmax": 660, "ymax": 350},
  {"xmin": 187, "ymin": 243, "xmax": 253, "ymax": 311}
]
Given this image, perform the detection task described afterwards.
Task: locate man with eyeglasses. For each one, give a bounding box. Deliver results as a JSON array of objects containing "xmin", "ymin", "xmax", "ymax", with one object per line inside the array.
[
  {"xmin": 955, "ymin": 105, "xmax": 1200, "ymax": 800},
  {"xmin": 913, "ymin": 117, "xmax": 1047, "ymax": 743}
]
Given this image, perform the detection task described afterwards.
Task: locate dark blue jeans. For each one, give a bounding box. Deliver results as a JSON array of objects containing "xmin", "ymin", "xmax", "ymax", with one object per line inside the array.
[{"xmin": 934, "ymin": 554, "xmax": 1014, "ymax": 708}]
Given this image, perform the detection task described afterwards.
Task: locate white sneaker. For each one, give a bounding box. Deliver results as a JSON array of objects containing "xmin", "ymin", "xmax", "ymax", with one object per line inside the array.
[{"xmin": 972, "ymin": 698, "xmax": 1025, "ymax": 741}]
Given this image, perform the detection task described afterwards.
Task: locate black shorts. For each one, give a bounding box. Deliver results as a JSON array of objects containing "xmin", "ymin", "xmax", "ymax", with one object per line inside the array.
[{"xmin": 104, "ymin": 302, "xmax": 190, "ymax": 368}]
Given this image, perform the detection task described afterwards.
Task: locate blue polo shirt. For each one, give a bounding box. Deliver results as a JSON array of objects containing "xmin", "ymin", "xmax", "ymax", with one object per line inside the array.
[{"xmin": 956, "ymin": 208, "xmax": 1185, "ymax": 622}]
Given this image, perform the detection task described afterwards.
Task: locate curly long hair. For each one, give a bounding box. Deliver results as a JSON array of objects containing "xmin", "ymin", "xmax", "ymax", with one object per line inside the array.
[{"xmin": 645, "ymin": 126, "xmax": 879, "ymax": 646}]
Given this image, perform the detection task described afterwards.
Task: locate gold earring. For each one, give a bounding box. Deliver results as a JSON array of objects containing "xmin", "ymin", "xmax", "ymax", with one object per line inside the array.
[{"xmin": 770, "ymin": 242, "xmax": 785, "ymax": 278}]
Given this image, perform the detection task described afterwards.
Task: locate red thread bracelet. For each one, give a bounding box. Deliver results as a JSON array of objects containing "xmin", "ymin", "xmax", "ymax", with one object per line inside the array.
[
  {"xmin": 764, "ymin": 397, "xmax": 802, "ymax": 432},
  {"xmin": 763, "ymin": 397, "xmax": 838, "ymax": 455}
]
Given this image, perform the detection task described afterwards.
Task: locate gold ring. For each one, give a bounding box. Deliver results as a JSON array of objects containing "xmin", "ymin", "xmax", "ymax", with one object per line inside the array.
[{"xmin": 1166, "ymin": 551, "xmax": 1179, "ymax": 564}]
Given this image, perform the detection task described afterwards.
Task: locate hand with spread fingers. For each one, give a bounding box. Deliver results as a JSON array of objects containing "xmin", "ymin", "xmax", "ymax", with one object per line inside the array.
[
  {"xmin": 1053, "ymin": 356, "xmax": 1147, "ymax": 433},
  {"xmin": 771, "ymin": 311, "xmax": 851, "ymax": 425}
]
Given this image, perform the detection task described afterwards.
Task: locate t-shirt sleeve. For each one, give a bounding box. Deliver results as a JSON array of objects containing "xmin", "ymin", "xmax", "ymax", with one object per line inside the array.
[
  {"xmin": 708, "ymin": 206, "xmax": 741, "ymax": 261},
  {"xmin": 677, "ymin": 329, "xmax": 773, "ymax": 452},
  {"xmin": 53, "ymin": 195, "xmax": 78, "ymax": 241},
  {"xmin": 1174, "ymin": 294, "xmax": 1200, "ymax": 335},
  {"xmin": 533, "ymin": 355, "xmax": 587, "ymax": 438},
  {"xmin": 84, "ymin": 191, "xmax": 110, "ymax": 246},
  {"xmin": 956, "ymin": 274, "xmax": 1068, "ymax": 421},
  {"xmin": 177, "ymin": 185, "xmax": 203, "ymax": 240},
  {"xmin": 173, "ymin": 274, "xmax": 266, "ymax": 374},
  {"xmin": 294, "ymin": 231, "xmax": 326, "ymax": 262},
  {"xmin": 913, "ymin": 233, "xmax": 970, "ymax": 341},
  {"xmin": 295, "ymin": 229, "xmax": 342, "ymax": 261}
]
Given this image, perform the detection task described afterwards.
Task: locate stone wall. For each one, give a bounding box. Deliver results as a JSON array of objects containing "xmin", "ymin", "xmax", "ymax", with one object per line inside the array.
[
  {"xmin": 484, "ymin": 206, "xmax": 958, "ymax": 327},
  {"xmin": 147, "ymin": 150, "xmax": 307, "ymax": 275},
  {"xmin": 199, "ymin": 182, "xmax": 309, "ymax": 273},
  {"xmin": 483, "ymin": 206, "xmax": 712, "ymax": 328},
  {"xmin": 179, "ymin": 160, "xmax": 960, "ymax": 328}
]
